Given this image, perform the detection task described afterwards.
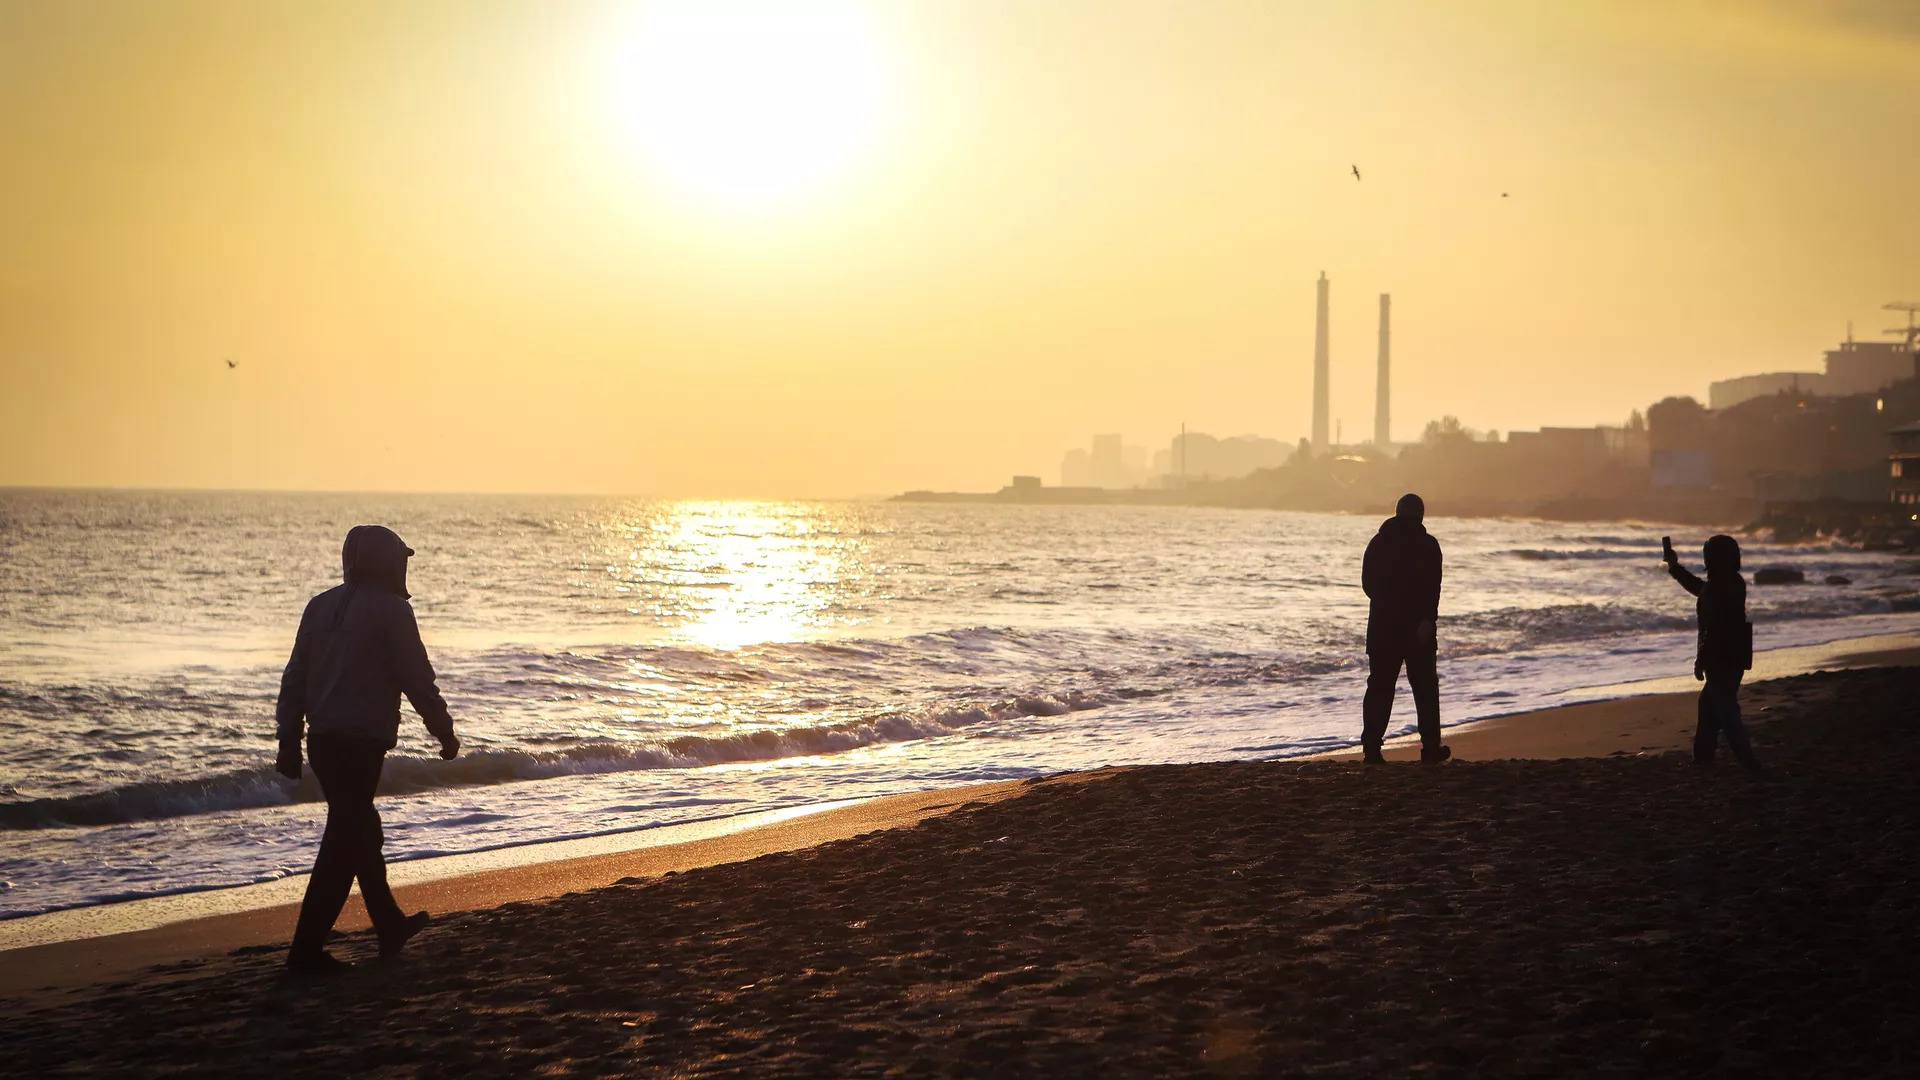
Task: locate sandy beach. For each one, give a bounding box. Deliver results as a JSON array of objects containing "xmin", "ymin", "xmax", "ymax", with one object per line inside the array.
[
  {"xmin": 11, "ymin": 633, "xmax": 1914, "ymax": 996},
  {"xmin": 5, "ymin": 657, "xmax": 1919, "ymax": 1076}
]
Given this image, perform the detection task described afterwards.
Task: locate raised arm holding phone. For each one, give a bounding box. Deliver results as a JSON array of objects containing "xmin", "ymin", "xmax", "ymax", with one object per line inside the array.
[{"xmin": 1663, "ymin": 533, "xmax": 1760, "ymax": 771}]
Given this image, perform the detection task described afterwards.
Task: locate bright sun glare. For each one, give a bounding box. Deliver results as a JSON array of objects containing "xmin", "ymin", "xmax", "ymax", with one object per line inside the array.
[{"xmin": 609, "ymin": 1, "xmax": 891, "ymax": 211}]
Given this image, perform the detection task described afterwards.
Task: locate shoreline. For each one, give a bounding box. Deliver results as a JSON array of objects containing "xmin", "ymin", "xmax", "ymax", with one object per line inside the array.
[
  {"xmin": 11, "ymin": 662, "xmax": 1920, "ymax": 1074},
  {"xmin": 12, "ymin": 626, "xmax": 1915, "ymax": 928},
  {"xmin": 887, "ymin": 487, "xmax": 1776, "ymax": 526},
  {"xmin": 1324, "ymin": 630, "xmax": 1920, "ymax": 762},
  {"xmin": 0, "ymin": 798, "xmax": 884, "ymax": 948},
  {"xmin": 0, "ymin": 781, "xmax": 1033, "ymax": 999},
  {"xmin": 4, "ymin": 628, "xmax": 1916, "ymax": 1003}
]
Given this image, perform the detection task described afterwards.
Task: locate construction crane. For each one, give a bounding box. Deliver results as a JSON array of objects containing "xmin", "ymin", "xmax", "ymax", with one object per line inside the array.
[{"xmin": 1885, "ymin": 302, "xmax": 1920, "ymax": 351}]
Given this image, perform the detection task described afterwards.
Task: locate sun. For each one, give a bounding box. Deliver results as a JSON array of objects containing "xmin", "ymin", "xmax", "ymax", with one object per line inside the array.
[{"xmin": 608, "ymin": 1, "xmax": 893, "ymax": 211}]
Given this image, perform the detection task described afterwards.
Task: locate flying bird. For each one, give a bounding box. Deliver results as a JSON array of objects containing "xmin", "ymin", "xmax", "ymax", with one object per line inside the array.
[
  {"xmin": 1351, "ymin": 164, "xmax": 1361, "ymax": 181},
  {"xmin": 1501, "ymin": 192, "xmax": 1510, "ymax": 198},
  {"xmin": 225, "ymin": 359, "xmax": 238, "ymax": 369}
]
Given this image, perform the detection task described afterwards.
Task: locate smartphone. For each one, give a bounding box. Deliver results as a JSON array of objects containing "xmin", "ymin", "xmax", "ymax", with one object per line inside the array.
[{"xmin": 1661, "ymin": 536, "xmax": 1675, "ymax": 561}]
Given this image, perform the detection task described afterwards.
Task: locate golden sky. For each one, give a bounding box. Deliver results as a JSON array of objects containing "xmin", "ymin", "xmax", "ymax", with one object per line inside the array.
[{"xmin": 2, "ymin": 0, "xmax": 1916, "ymax": 496}]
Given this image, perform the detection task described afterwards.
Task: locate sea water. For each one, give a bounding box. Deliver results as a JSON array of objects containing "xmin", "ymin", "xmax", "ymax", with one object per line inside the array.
[{"xmin": 3, "ymin": 490, "xmax": 1917, "ymax": 919}]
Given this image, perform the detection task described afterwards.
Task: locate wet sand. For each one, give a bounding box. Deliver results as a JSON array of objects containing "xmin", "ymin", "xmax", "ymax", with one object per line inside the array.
[
  {"xmin": 5, "ymin": 664, "xmax": 1919, "ymax": 1076},
  {"xmin": 0, "ymin": 783, "xmax": 1033, "ymax": 996}
]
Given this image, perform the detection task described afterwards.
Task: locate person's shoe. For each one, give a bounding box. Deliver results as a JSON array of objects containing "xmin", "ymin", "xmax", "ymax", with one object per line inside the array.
[
  {"xmin": 1362, "ymin": 746, "xmax": 1386, "ymax": 764},
  {"xmin": 1420, "ymin": 744, "xmax": 1452, "ymax": 763},
  {"xmin": 285, "ymin": 949, "xmax": 349, "ymax": 975},
  {"xmin": 379, "ymin": 910, "xmax": 431, "ymax": 957}
]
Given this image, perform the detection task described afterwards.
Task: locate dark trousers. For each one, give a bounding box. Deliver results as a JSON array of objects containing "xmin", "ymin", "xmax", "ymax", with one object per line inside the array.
[
  {"xmin": 291, "ymin": 734, "xmax": 404, "ymax": 955},
  {"xmin": 1363, "ymin": 645, "xmax": 1441, "ymax": 751},
  {"xmin": 1696, "ymin": 668, "xmax": 1759, "ymax": 769}
]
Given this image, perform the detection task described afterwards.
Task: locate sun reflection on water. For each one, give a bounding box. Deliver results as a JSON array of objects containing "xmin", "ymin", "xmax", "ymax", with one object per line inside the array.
[{"xmin": 616, "ymin": 501, "xmax": 863, "ymax": 650}]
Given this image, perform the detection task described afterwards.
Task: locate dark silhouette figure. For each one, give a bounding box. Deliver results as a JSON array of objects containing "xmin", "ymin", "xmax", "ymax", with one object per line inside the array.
[
  {"xmin": 276, "ymin": 525, "xmax": 460, "ymax": 972},
  {"xmin": 1360, "ymin": 494, "xmax": 1449, "ymax": 763},
  {"xmin": 1663, "ymin": 534, "xmax": 1759, "ymax": 770}
]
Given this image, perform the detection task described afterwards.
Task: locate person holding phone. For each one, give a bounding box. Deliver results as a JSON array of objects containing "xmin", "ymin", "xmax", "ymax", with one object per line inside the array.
[
  {"xmin": 1360, "ymin": 493, "xmax": 1449, "ymax": 763},
  {"xmin": 276, "ymin": 524, "xmax": 462, "ymax": 972},
  {"xmin": 1662, "ymin": 533, "xmax": 1760, "ymax": 770}
]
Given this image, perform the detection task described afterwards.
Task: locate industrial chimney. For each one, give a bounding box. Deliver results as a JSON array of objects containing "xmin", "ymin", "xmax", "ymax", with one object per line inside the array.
[
  {"xmin": 1374, "ymin": 293, "xmax": 1391, "ymax": 447},
  {"xmin": 1313, "ymin": 272, "xmax": 1330, "ymax": 452}
]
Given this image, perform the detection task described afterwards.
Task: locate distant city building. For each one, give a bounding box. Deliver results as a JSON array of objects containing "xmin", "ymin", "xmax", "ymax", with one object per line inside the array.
[
  {"xmin": 1060, "ymin": 448, "xmax": 1089, "ymax": 484},
  {"xmin": 1710, "ymin": 372, "xmax": 1824, "ymax": 411},
  {"xmin": 1892, "ymin": 421, "xmax": 1920, "ymax": 507},
  {"xmin": 1152, "ymin": 432, "xmax": 1289, "ymax": 482},
  {"xmin": 1507, "ymin": 427, "xmax": 1603, "ymax": 461},
  {"xmin": 1601, "ymin": 424, "xmax": 1652, "ymax": 467},
  {"xmin": 1824, "ymin": 340, "xmax": 1915, "ymax": 396},
  {"xmin": 1709, "ymin": 335, "xmax": 1915, "ymax": 410},
  {"xmin": 1060, "ymin": 434, "xmax": 1150, "ymax": 489},
  {"xmin": 1503, "ymin": 425, "xmax": 1649, "ymax": 469}
]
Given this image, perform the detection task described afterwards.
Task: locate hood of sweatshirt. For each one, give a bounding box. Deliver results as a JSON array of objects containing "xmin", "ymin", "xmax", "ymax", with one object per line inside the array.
[
  {"xmin": 1703, "ymin": 533, "xmax": 1741, "ymax": 578},
  {"xmin": 341, "ymin": 524, "xmax": 414, "ymax": 599},
  {"xmin": 1377, "ymin": 514, "xmax": 1429, "ymax": 540}
]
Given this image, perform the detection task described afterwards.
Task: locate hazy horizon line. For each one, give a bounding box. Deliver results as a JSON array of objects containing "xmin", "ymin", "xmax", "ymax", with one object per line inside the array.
[{"xmin": 0, "ymin": 482, "xmax": 904, "ymax": 503}]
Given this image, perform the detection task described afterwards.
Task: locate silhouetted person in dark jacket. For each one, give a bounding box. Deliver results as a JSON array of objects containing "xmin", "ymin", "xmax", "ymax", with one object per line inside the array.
[
  {"xmin": 1361, "ymin": 494, "xmax": 1449, "ymax": 764},
  {"xmin": 276, "ymin": 525, "xmax": 461, "ymax": 973},
  {"xmin": 1663, "ymin": 533, "xmax": 1759, "ymax": 770}
]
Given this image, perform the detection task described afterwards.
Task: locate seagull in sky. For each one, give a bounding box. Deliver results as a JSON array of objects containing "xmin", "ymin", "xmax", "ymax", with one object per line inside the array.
[
  {"xmin": 225, "ymin": 359, "xmax": 238, "ymax": 369},
  {"xmin": 1351, "ymin": 164, "xmax": 1361, "ymax": 181}
]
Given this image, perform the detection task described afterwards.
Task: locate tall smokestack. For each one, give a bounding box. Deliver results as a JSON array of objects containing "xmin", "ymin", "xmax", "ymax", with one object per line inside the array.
[
  {"xmin": 1374, "ymin": 293, "xmax": 1391, "ymax": 447},
  {"xmin": 1313, "ymin": 272, "xmax": 1330, "ymax": 452}
]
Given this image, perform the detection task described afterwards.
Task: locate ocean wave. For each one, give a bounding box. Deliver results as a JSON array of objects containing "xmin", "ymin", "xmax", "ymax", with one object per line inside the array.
[
  {"xmin": 377, "ymin": 687, "xmax": 1101, "ymax": 788},
  {"xmin": 1506, "ymin": 548, "xmax": 1654, "ymax": 562},
  {"xmin": 0, "ymin": 690, "xmax": 1105, "ymax": 829},
  {"xmin": 0, "ymin": 768, "xmax": 298, "ymax": 829},
  {"xmin": 1445, "ymin": 603, "xmax": 1693, "ymax": 650},
  {"xmin": 1448, "ymin": 594, "xmax": 1907, "ymax": 654},
  {"xmin": 1565, "ymin": 535, "xmax": 1666, "ymax": 548}
]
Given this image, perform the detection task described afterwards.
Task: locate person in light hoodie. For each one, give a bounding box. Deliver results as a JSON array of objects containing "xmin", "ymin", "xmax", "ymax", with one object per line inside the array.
[{"xmin": 276, "ymin": 524, "xmax": 461, "ymax": 973}]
